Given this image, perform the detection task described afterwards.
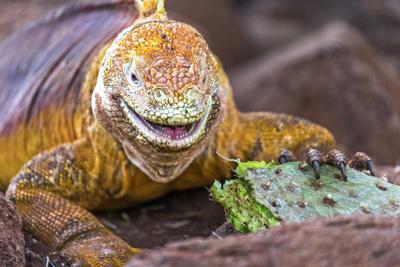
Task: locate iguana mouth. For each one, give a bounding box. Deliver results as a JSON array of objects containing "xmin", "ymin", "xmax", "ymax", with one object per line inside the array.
[
  {"xmin": 140, "ymin": 117, "xmax": 200, "ymax": 140},
  {"xmin": 119, "ymin": 99, "xmax": 211, "ymax": 149}
]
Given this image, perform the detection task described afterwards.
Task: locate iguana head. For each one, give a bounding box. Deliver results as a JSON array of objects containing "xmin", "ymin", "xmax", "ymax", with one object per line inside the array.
[{"xmin": 92, "ymin": 0, "xmax": 225, "ymax": 183}]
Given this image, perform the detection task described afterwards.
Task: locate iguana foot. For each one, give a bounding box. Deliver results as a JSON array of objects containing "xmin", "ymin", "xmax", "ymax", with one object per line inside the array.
[
  {"xmin": 62, "ymin": 233, "xmax": 140, "ymax": 266},
  {"xmin": 278, "ymin": 149, "xmax": 375, "ymax": 181}
]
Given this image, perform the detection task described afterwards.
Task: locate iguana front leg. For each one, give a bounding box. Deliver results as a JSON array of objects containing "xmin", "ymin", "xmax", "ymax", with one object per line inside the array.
[
  {"xmin": 6, "ymin": 142, "xmax": 139, "ymax": 266},
  {"xmin": 228, "ymin": 112, "xmax": 374, "ymax": 181},
  {"xmin": 225, "ymin": 112, "xmax": 336, "ymax": 163},
  {"xmin": 221, "ymin": 112, "xmax": 362, "ymax": 183}
]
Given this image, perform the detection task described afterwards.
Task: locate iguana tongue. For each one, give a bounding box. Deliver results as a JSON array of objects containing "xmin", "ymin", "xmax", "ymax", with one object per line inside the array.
[
  {"xmin": 153, "ymin": 124, "xmax": 194, "ymax": 139},
  {"xmin": 164, "ymin": 126, "xmax": 187, "ymax": 138}
]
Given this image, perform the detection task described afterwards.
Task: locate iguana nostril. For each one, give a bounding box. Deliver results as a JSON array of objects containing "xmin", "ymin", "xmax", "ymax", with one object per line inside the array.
[
  {"xmin": 185, "ymin": 88, "xmax": 198, "ymax": 103},
  {"xmin": 153, "ymin": 88, "xmax": 168, "ymax": 103}
]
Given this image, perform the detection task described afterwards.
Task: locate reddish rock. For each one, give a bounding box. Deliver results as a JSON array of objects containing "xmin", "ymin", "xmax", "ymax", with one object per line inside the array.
[
  {"xmin": 0, "ymin": 192, "xmax": 26, "ymax": 266},
  {"xmin": 239, "ymin": 0, "xmax": 400, "ymax": 72},
  {"xmin": 376, "ymin": 165, "xmax": 400, "ymax": 186},
  {"xmin": 168, "ymin": 0, "xmax": 257, "ymax": 69},
  {"xmin": 232, "ymin": 23, "xmax": 400, "ymax": 164},
  {"xmin": 128, "ymin": 215, "xmax": 400, "ymax": 267}
]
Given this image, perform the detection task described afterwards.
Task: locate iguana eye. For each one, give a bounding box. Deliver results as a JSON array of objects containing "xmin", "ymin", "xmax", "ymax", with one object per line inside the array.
[
  {"xmin": 126, "ymin": 63, "xmax": 142, "ymax": 88},
  {"xmin": 130, "ymin": 72, "xmax": 140, "ymax": 86}
]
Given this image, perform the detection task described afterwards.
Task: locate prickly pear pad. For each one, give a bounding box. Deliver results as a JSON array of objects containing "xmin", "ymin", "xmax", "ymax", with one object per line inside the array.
[{"xmin": 211, "ymin": 161, "xmax": 400, "ymax": 233}]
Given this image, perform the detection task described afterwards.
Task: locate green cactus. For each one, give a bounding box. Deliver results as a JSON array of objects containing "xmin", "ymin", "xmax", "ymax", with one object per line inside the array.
[{"xmin": 211, "ymin": 161, "xmax": 400, "ymax": 233}]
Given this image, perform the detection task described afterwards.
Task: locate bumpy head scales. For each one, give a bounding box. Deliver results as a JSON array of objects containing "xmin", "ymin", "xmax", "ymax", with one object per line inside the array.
[{"xmin": 93, "ymin": 0, "xmax": 225, "ymax": 183}]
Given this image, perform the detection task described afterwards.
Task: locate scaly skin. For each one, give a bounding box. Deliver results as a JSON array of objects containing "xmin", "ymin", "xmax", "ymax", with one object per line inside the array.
[{"xmin": 2, "ymin": 0, "xmax": 335, "ymax": 265}]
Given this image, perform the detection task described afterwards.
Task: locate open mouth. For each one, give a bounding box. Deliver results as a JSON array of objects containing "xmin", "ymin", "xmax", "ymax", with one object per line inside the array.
[
  {"xmin": 119, "ymin": 98, "xmax": 211, "ymax": 149},
  {"xmin": 141, "ymin": 118, "xmax": 202, "ymax": 140}
]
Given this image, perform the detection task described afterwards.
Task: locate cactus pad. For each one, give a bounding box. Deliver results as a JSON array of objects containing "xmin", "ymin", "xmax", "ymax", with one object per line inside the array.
[{"xmin": 211, "ymin": 161, "xmax": 400, "ymax": 233}]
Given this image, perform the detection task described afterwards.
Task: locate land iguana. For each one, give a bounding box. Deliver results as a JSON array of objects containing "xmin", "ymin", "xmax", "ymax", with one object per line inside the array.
[{"xmin": 0, "ymin": 0, "xmax": 374, "ymax": 265}]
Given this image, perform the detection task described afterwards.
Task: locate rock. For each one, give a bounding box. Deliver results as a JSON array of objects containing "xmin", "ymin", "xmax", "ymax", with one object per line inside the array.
[
  {"xmin": 232, "ymin": 23, "xmax": 400, "ymax": 164},
  {"xmin": 376, "ymin": 165, "xmax": 400, "ymax": 186},
  {"xmin": 127, "ymin": 214, "xmax": 400, "ymax": 267},
  {"xmin": 346, "ymin": 1, "xmax": 400, "ymax": 72},
  {"xmin": 24, "ymin": 233, "xmax": 73, "ymax": 267},
  {"xmin": 96, "ymin": 188, "xmax": 225, "ymax": 249},
  {"xmin": 0, "ymin": 192, "xmax": 26, "ymax": 266},
  {"xmin": 239, "ymin": 0, "xmax": 400, "ymax": 72},
  {"xmin": 168, "ymin": 0, "xmax": 257, "ymax": 69}
]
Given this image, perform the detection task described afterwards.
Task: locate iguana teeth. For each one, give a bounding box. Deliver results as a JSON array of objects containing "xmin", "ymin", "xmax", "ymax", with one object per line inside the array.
[{"xmin": 120, "ymin": 98, "xmax": 211, "ymax": 149}]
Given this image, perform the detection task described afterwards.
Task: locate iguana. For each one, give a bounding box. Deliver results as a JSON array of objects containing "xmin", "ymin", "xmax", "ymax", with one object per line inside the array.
[{"xmin": 0, "ymin": 0, "xmax": 374, "ymax": 265}]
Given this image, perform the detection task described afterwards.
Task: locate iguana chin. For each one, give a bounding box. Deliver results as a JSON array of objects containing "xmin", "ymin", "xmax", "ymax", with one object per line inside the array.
[{"xmin": 0, "ymin": 0, "xmax": 373, "ymax": 265}]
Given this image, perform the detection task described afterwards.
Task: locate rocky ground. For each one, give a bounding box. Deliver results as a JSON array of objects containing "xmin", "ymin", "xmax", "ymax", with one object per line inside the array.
[
  {"xmin": 2, "ymin": 0, "xmax": 400, "ymax": 266},
  {"xmin": 0, "ymin": 192, "xmax": 25, "ymax": 266},
  {"xmin": 128, "ymin": 215, "xmax": 400, "ymax": 267},
  {"xmin": 22, "ymin": 188, "xmax": 226, "ymax": 266}
]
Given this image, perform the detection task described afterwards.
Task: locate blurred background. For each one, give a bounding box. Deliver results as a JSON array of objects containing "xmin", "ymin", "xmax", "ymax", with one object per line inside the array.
[{"xmin": 2, "ymin": 0, "xmax": 400, "ymax": 165}]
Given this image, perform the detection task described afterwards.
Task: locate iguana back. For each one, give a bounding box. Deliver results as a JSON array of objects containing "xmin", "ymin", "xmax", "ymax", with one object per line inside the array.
[{"xmin": 0, "ymin": 0, "xmax": 137, "ymax": 187}]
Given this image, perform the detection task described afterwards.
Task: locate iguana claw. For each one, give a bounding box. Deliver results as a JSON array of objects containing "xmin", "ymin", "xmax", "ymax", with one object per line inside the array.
[
  {"xmin": 306, "ymin": 148, "xmax": 322, "ymax": 180},
  {"xmin": 349, "ymin": 152, "xmax": 375, "ymax": 176},
  {"xmin": 366, "ymin": 160, "xmax": 375, "ymax": 176},
  {"xmin": 278, "ymin": 150, "xmax": 297, "ymax": 164},
  {"xmin": 280, "ymin": 149, "xmax": 375, "ymax": 181},
  {"xmin": 338, "ymin": 162, "xmax": 348, "ymax": 181},
  {"xmin": 323, "ymin": 150, "xmax": 348, "ymax": 181}
]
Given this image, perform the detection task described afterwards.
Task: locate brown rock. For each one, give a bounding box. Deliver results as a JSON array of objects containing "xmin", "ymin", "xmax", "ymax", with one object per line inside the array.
[
  {"xmin": 128, "ymin": 215, "xmax": 400, "ymax": 267},
  {"xmin": 96, "ymin": 189, "xmax": 225, "ymax": 249},
  {"xmin": 232, "ymin": 23, "xmax": 400, "ymax": 164},
  {"xmin": 239, "ymin": 0, "xmax": 400, "ymax": 72},
  {"xmin": 346, "ymin": 1, "xmax": 400, "ymax": 72},
  {"xmin": 376, "ymin": 165, "xmax": 400, "ymax": 186},
  {"xmin": 0, "ymin": 192, "xmax": 26, "ymax": 266},
  {"xmin": 168, "ymin": 0, "xmax": 257, "ymax": 69}
]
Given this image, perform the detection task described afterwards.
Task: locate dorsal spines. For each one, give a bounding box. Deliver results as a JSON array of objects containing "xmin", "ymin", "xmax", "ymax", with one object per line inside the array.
[{"xmin": 135, "ymin": 0, "xmax": 167, "ymax": 20}]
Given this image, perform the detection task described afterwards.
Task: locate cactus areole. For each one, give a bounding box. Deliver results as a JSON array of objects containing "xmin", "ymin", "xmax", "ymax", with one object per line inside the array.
[{"xmin": 211, "ymin": 161, "xmax": 400, "ymax": 233}]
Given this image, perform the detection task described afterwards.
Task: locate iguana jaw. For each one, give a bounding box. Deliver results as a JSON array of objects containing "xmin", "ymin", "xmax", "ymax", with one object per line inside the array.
[
  {"xmin": 93, "ymin": 84, "xmax": 224, "ymax": 183},
  {"xmin": 119, "ymin": 98, "xmax": 211, "ymax": 150}
]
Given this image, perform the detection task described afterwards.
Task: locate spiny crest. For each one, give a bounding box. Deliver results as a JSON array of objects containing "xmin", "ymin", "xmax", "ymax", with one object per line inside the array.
[{"xmin": 135, "ymin": 0, "xmax": 167, "ymax": 19}]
